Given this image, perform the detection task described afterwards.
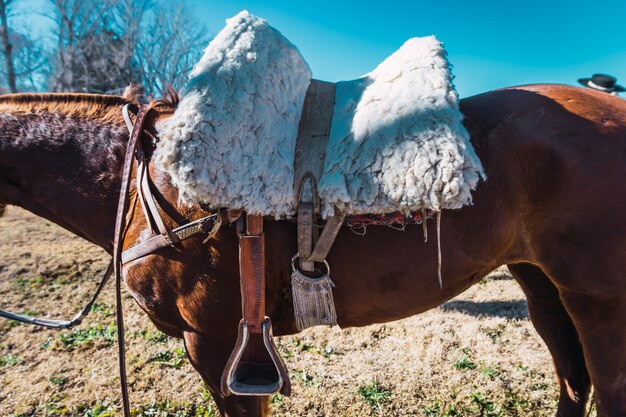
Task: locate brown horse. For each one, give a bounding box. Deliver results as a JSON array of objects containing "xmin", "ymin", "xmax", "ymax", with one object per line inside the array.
[{"xmin": 0, "ymin": 85, "xmax": 624, "ymax": 417}]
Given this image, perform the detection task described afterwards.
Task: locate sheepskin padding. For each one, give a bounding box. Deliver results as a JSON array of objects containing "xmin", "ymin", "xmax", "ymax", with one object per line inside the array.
[
  {"xmin": 154, "ymin": 11, "xmax": 485, "ymax": 218},
  {"xmin": 318, "ymin": 36, "xmax": 485, "ymax": 217},
  {"xmin": 154, "ymin": 11, "xmax": 312, "ymax": 217}
]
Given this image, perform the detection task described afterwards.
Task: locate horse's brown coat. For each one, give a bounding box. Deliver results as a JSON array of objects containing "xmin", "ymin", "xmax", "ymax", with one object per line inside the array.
[{"xmin": 0, "ymin": 85, "xmax": 624, "ymax": 417}]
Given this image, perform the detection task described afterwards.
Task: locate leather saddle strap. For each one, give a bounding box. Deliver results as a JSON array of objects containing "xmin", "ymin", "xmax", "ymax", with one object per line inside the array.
[
  {"xmin": 121, "ymin": 213, "xmax": 221, "ymax": 264},
  {"xmin": 293, "ymin": 80, "xmax": 336, "ymax": 201},
  {"xmin": 294, "ymin": 80, "xmax": 338, "ymax": 269},
  {"xmin": 239, "ymin": 214, "xmax": 265, "ymax": 334},
  {"xmin": 297, "ymin": 202, "xmax": 315, "ymax": 271},
  {"xmin": 308, "ymin": 213, "xmax": 346, "ymax": 263},
  {"xmin": 113, "ymin": 105, "xmax": 150, "ymax": 417}
]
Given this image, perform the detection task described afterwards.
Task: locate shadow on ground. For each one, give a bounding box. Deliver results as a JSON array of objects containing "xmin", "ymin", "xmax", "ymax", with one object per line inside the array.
[{"xmin": 441, "ymin": 299, "xmax": 529, "ymax": 319}]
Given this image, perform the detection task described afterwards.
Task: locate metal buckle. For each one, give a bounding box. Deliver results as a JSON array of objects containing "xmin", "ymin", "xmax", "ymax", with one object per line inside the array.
[{"xmin": 291, "ymin": 252, "xmax": 330, "ymax": 276}]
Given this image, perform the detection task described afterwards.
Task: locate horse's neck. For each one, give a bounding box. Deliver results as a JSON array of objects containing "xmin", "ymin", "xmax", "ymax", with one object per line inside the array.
[{"xmin": 0, "ymin": 110, "xmax": 128, "ymax": 251}]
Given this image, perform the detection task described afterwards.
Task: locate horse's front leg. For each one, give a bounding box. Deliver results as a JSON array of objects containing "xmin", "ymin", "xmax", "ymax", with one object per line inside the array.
[{"xmin": 183, "ymin": 330, "xmax": 271, "ymax": 417}]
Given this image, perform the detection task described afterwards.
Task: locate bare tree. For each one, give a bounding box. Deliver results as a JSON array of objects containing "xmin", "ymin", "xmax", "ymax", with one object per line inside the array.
[
  {"xmin": 11, "ymin": 31, "xmax": 46, "ymax": 91},
  {"xmin": 135, "ymin": 0, "xmax": 207, "ymax": 95},
  {"xmin": 47, "ymin": 0, "xmax": 135, "ymax": 93},
  {"xmin": 113, "ymin": 0, "xmax": 151, "ymax": 59},
  {"xmin": 0, "ymin": 0, "xmax": 17, "ymax": 92},
  {"xmin": 0, "ymin": 0, "xmax": 47, "ymax": 93},
  {"xmin": 0, "ymin": 0, "xmax": 208, "ymax": 94}
]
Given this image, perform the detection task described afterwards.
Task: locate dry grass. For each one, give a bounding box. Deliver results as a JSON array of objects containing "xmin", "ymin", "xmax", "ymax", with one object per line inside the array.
[{"xmin": 0, "ymin": 208, "xmax": 561, "ymax": 416}]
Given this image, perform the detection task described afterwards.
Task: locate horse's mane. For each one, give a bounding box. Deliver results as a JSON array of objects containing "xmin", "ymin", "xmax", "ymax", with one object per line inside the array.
[
  {"xmin": 149, "ymin": 84, "xmax": 180, "ymax": 112},
  {"xmin": 0, "ymin": 84, "xmax": 179, "ymax": 124}
]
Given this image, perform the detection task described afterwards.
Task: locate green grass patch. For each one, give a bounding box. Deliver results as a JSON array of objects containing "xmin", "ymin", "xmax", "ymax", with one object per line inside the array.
[
  {"xmin": 284, "ymin": 337, "xmax": 343, "ymax": 359},
  {"xmin": 91, "ymin": 302, "xmax": 115, "ymax": 318},
  {"xmin": 453, "ymin": 347, "xmax": 478, "ymax": 371},
  {"xmin": 76, "ymin": 403, "xmax": 116, "ymax": 417},
  {"xmin": 49, "ymin": 375, "xmax": 67, "ymax": 387},
  {"xmin": 134, "ymin": 328, "xmax": 172, "ymax": 344},
  {"xmin": 270, "ymin": 393, "xmax": 285, "ymax": 407},
  {"xmin": 132, "ymin": 400, "xmax": 217, "ymax": 417},
  {"xmin": 481, "ymin": 364, "xmax": 502, "ymax": 380},
  {"xmin": 357, "ymin": 379, "xmax": 392, "ymax": 414},
  {"xmin": 422, "ymin": 390, "xmax": 538, "ymax": 417},
  {"xmin": 15, "ymin": 275, "xmax": 46, "ymax": 291},
  {"xmin": 422, "ymin": 401, "xmax": 464, "ymax": 417},
  {"xmin": 481, "ymin": 325, "xmax": 504, "ymax": 342},
  {"xmin": 292, "ymin": 369, "xmax": 322, "ymax": 388},
  {"xmin": 48, "ymin": 323, "xmax": 117, "ymax": 351},
  {"xmin": 470, "ymin": 391, "xmax": 500, "ymax": 416},
  {"xmin": 0, "ymin": 353, "xmax": 21, "ymax": 367},
  {"xmin": 147, "ymin": 347, "xmax": 187, "ymax": 368}
]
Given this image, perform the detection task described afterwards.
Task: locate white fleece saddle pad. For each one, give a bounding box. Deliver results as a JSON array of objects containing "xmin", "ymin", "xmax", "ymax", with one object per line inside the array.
[{"xmin": 154, "ymin": 11, "xmax": 485, "ymax": 218}]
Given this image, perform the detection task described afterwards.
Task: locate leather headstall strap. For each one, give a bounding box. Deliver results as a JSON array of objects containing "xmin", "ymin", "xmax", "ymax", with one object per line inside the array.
[
  {"xmin": 113, "ymin": 103, "xmax": 150, "ymax": 417},
  {"xmin": 293, "ymin": 80, "xmax": 345, "ymax": 273},
  {"xmin": 221, "ymin": 214, "xmax": 291, "ymax": 397}
]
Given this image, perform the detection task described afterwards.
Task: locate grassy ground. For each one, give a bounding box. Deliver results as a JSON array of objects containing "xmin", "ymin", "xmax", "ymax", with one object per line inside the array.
[{"xmin": 0, "ymin": 207, "xmax": 569, "ymax": 416}]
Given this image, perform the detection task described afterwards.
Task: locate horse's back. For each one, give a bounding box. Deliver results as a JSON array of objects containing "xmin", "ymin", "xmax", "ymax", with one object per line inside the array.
[
  {"xmin": 462, "ymin": 84, "xmax": 626, "ymax": 292},
  {"xmin": 461, "ymin": 84, "xmax": 626, "ymax": 196}
]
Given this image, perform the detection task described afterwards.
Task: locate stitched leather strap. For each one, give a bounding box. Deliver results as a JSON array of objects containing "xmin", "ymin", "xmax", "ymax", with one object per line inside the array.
[
  {"xmin": 121, "ymin": 214, "xmax": 221, "ymax": 264},
  {"xmin": 239, "ymin": 214, "xmax": 265, "ymax": 334}
]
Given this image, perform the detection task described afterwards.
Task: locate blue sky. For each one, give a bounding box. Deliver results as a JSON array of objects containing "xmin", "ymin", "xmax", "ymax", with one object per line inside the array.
[
  {"xmin": 21, "ymin": 0, "xmax": 626, "ymax": 97},
  {"xmin": 190, "ymin": 0, "xmax": 626, "ymax": 97}
]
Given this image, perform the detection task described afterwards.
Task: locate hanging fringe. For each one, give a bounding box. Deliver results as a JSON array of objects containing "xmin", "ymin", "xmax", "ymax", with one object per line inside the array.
[
  {"xmin": 421, "ymin": 208, "xmax": 428, "ymax": 243},
  {"xmin": 291, "ymin": 270, "xmax": 337, "ymax": 331},
  {"xmin": 436, "ymin": 210, "xmax": 443, "ymax": 289}
]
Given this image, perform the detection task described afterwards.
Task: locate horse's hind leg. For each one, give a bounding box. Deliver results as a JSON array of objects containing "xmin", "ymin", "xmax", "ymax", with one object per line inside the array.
[
  {"xmin": 556, "ymin": 282, "xmax": 626, "ymax": 417},
  {"xmin": 507, "ymin": 263, "xmax": 590, "ymax": 417}
]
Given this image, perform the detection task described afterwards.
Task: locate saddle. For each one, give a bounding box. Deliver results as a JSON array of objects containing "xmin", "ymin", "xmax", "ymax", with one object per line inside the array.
[
  {"xmin": 150, "ymin": 10, "xmax": 485, "ymax": 398},
  {"xmin": 154, "ymin": 11, "xmax": 484, "ymax": 219}
]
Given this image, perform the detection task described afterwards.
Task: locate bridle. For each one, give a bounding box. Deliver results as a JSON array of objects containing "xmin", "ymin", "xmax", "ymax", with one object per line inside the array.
[
  {"xmin": 113, "ymin": 103, "xmax": 225, "ymax": 416},
  {"xmin": 0, "ymin": 103, "xmax": 223, "ymax": 417}
]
